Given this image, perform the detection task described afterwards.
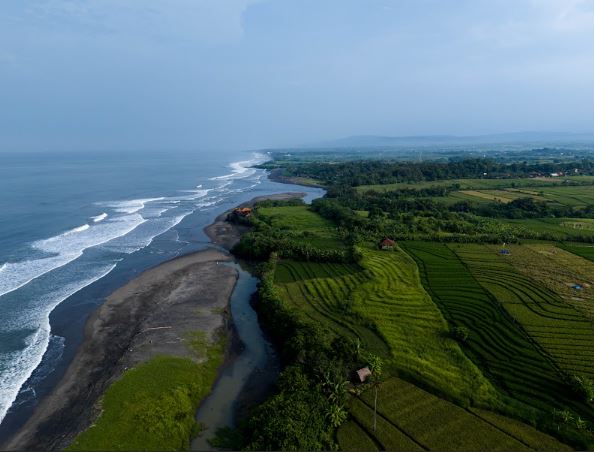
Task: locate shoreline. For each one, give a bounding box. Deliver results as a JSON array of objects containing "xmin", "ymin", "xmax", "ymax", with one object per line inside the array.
[{"xmin": 2, "ymin": 191, "xmax": 305, "ymax": 451}]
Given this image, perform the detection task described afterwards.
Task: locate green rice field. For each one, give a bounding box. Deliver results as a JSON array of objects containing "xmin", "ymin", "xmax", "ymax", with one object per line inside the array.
[
  {"xmin": 339, "ymin": 377, "xmax": 570, "ymax": 451},
  {"xmin": 400, "ymin": 241, "xmax": 581, "ymax": 413},
  {"xmin": 451, "ymin": 244, "xmax": 594, "ymax": 380}
]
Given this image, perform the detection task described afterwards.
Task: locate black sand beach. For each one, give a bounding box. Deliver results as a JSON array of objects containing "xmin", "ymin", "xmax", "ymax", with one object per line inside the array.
[{"xmin": 2, "ymin": 192, "xmax": 304, "ymax": 451}]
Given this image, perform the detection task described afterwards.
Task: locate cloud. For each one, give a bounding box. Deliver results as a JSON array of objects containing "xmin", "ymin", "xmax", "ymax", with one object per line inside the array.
[{"xmin": 19, "ymin": 0, "xmax": 263, "ymax": 45}]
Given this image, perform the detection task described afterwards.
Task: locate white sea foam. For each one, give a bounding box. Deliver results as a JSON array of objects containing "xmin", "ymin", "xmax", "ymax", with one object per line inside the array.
[
  {"xmin": 0, "ymin": 215, "xmax": 145, "ymax": 299},
  {"xmin": 103, "ymin": 212, "xmax": 191, "ymax": 254},
  {"xmin": 68, "ymin": 224, "xmax": 90, "ymax": 234},
  {"xmin": 0, "ymin": 262, "xmax": 117, "ymax": 424},
  {"xmin": 100, "ymin": 197, "xmax": 165, "ymax": 214},
  {"xmin": 209, "ymin": 153, "xmax": 267, "ymax": 181},
  {"xmin": 91, "ymin": 213, "xmax": 108, "ymax": 223}
]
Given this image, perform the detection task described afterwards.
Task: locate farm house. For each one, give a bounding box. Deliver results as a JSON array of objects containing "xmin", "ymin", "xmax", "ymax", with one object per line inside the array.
[
  {"xmin": 355, "ymin": 367, "xmax": 372, "ymax": 383},
  {"xmin": 379, "ymin": 238, "xmax": 396, "ymax": 250}
]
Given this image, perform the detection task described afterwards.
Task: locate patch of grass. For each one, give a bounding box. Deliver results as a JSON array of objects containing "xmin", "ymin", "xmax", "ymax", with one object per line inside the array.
[
  {"xmin": 68, "ymin": 337, "xmax": 225, "ymax": 451},
  {"xmin": 256, "ymin": 205, "xmax": 345, "ymax": 250}
]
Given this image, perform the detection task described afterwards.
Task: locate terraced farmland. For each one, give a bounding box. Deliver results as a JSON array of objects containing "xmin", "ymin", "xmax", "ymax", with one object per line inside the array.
[
  {"xmin": 340, "ymin": 378, "xmax": 570, "ymax": 451},
  {"xmin": 400, "ymin": 241, "xmax": 577, "ymax": 412},
  {"xmin": 275, "ymin": 246, "xmax": 497, "ymax": 404},
  {"xmin": 351, "ymin": 247, "xmax": 496, "ymax": 403},
  {"xmin": 496, "ymin": 243, "xmax": 594, "ymax": 320},
  {"xmin": 274, "ymin": 260, "xmax": 390, "ymax": 355},
  {"xmin": 452, "ymin": 244, "xmax": 594, "ymax": 380}
]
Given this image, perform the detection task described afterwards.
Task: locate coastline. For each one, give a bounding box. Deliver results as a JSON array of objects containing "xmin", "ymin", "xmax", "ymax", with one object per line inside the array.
[{"xmin": 2, "ymin": 191, "xmax": 305, "ymax": 451}]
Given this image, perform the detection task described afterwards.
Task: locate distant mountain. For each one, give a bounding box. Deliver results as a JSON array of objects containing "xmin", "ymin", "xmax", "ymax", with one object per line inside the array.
[{"xmin": 310, "ymin": 132, "xmax": 594, "ymax": 148}]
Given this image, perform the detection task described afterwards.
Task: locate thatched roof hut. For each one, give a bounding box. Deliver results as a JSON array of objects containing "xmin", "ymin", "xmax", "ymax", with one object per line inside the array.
[{"xmin": 356, "ymin": 366, "xmax": 372, "ymax": 383}]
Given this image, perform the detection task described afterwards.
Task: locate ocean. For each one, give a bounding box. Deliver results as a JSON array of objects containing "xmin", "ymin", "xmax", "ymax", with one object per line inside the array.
[{"xmin": 0, "ymin": 150, "xmax": 323, "ymax": 439}]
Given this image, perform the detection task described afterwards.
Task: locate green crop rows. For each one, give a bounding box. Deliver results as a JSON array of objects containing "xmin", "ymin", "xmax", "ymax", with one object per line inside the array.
[
  {"xmin": 400, "ymin": 241, "xmax": 579, "ymax": 412},
  {"xmin": 341, "ymin": 377, "xmax": 570, "ymax": 451},
  {"xmin": 452, "ymin": 244, "xmax": 594, "ymax": 380}
]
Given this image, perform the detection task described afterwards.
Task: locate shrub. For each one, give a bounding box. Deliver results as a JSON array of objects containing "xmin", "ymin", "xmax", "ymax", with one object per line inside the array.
[
  {"xmin": 569, "ymin": 375, "xmax": 594, "ymax": 403},
  {"xmin": 451, "ymin": 326, "xmax": 470, "ymax": 343}
]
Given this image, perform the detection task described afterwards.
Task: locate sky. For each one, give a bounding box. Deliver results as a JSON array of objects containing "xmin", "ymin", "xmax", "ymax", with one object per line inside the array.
[{"xmin": 1, "ymin": 0, "xmax": 594, "ymax": 151}]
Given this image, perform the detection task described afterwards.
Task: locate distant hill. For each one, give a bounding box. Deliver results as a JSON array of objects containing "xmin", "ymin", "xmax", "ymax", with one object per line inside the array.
[{"xmin": 310, "ymin": 132, "xmax": 594, "ymax": 148}]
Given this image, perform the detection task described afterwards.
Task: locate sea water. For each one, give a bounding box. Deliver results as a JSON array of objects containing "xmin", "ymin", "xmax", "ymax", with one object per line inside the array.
[{"xmin": 0, "ymin": 149, "xmax": 323, "ymax": 437}]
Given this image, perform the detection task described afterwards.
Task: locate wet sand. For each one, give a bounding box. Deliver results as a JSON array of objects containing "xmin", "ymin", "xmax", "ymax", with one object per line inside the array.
[{"xmin": 3, "ymin": 192, "xmax": 304, "ymax": 451}]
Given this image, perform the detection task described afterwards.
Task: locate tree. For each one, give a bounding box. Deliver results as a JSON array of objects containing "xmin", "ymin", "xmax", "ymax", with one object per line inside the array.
[
  {"xmin": 365, "ymin": 354, "xmax": 384, "ymax": 432},
  {"xmin": 452, "ymin": 326, "xmax": 470, "ymax": 343}
]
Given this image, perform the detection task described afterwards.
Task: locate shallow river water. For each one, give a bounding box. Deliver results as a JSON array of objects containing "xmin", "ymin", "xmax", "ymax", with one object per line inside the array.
[{"xmin": 191, "ymin": 261, "xmax": 277, "ymax": 450}]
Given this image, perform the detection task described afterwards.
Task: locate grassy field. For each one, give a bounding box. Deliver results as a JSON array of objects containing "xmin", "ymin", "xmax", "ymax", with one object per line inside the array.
[
  {"xmin": 339, "ymin": 377, "xmax": 570, "ymax": 451},
  {"xmin": 256, "ymin": 205, "xmax": 345, "ymax": 249},
  {"xmin": 68, "ymin": 338, "xmax": 225, "ymax": 450},
  {"xmin": 400, "ymin": 241, "xmax": 577, "ymax": 413},
  {"xmin": 451, "ymin": 244, "xmax": 594, "ymax": 381},
  {"xmin": 356, "ymin": 176, "xmax": 594, "ymax": 192}
]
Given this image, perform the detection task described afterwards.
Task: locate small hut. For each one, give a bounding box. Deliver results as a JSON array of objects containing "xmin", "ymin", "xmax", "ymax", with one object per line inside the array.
[
  {"xmin": 355, "ymin": 367, "xmax": 372, "ymax": 383},
  {"xmin": 379, "ymin": 238, "xmax": 396, "ymax": 250},
  {"xmin": 499, "ymin": 249, "xmax": 510, "ymax": 255}
]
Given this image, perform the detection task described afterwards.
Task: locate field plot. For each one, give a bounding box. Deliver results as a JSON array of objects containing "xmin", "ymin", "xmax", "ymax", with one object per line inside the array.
[
  {"xmin": 500, "ymin": 218, "xmax": 594, "ymax": 240},
  {"xmin": 459, "ymin": 190, "xmax": 515, "ymax": 203},
  {"xmin": 275, "ymin": 247, "xmax": 496, "ymax": 403},
  {"xmin": 256, "ymin": 205, "xmax": 345, "ymax": 249},
  {"xmin": 498, "ymin": 244, "xmax": 594, "ymax": 320},
  {"xmin": 562, "ymin": 242, "xmax": 594, "ymax": 262},
  {"xmin": 274, "ymin": 260, "xmax": 390, "ymax": 355},
  {"xmin": 356, "ymin": 176, "xmax": 594, "ymax": 193},
  {"xmin": 351, "ymin": 247, "xmax": 496, "ymax": 403},
  {"xmin": 401, "ymin": 241, "xmax": 576, "ymax": 412},
  {"xmin": 339, "ymin": 377, "xmax": 570, "ymax": 451},
  {"xmin": 537, "ymin": 186, "xmax": 594, "ymax": 207},
  {"xmin": 452, "ymin": 244, "xmax": 594, "ymax": 380}
]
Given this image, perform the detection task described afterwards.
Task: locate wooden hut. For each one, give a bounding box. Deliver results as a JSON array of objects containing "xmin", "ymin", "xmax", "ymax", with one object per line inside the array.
[
  {"xmin": 379, "ymin": 238, "xmax": 396, "ymax": 250},
  {"xmin": 355, "ymin": 367, "xmax": 372, "ymax": 383}
]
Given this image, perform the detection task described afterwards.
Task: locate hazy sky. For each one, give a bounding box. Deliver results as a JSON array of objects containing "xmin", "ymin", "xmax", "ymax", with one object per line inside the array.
[{"xmin": 2, "ymin": 0, "xmax": 594, "ymax": 151}]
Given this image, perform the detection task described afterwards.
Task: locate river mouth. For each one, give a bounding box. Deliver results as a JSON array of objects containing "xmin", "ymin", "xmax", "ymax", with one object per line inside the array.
[{"xmin": 191, "ymin": 261, "xmax": 279, "ymax": 450}]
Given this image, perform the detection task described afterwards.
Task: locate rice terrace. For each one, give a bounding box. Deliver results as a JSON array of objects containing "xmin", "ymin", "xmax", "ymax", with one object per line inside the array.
[{"xmin": 225, "ymin": 152, "xmax": 594, "ymax": 451}]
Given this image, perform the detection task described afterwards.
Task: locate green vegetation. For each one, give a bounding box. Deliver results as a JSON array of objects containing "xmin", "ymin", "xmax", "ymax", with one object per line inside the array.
[
  {"xmin": 233, "ymin": 153, "xmax": 594, "ymax": 450},
  {"xmin": 342, "ymin": 377, "xmax": 571, "ymax": 451},
  {"xmin": 561, "ymin": 242, "xmax": 594, "ymax": 262},
  {"xmin": 452, "ymin": 244, "xmax": 594, "ymax": 381},
  {"xmin": 356, "ymin": 175, "xmax": 594, "ymax": 192},
  {"xmin": 68, "ymin": 337, "xmax": 225, "ymax": 451},
  {"xmin": 400, "ymin": 241, "xmax": 574, "ymax": 412}
]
